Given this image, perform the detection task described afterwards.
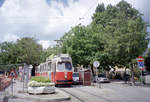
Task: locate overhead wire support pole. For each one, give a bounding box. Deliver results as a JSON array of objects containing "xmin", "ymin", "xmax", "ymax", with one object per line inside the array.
[{"xmin": 54, "ymin": 40, "xmax": 63, "ymax": 55}]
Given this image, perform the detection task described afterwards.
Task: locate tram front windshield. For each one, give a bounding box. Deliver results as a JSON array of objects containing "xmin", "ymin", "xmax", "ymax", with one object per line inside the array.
[{"xmin": 57, "ymin": 62, "xmax": 72, "ymax": 71}]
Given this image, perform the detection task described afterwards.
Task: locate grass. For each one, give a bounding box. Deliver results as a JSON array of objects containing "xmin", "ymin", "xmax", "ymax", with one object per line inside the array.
[{"xmin": 31, "ymin": 76, "xmax": 51, "ymax": 83}]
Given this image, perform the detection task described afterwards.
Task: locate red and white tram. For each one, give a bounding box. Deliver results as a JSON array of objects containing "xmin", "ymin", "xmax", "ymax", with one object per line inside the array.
[{"xmin": 35, "ymin": 54, "xmax": 73, "ymax": 85}]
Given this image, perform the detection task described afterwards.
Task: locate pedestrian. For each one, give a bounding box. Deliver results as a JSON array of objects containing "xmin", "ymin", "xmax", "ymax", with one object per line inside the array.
[{"xmin": 124, "ymin": 72, "xmax": 130, "ymax": 84}]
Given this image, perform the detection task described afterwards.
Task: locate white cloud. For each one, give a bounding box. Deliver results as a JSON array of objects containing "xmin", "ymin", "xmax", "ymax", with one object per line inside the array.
[
  {"xmin": 38, "ymin": 40, "xmax": 56, "ymax": 49},
  {"xmin": 0, "ymin": 0, "xmax": 149, "ymax": 49},
  {"xmin": 2, "ymin": 33, "xmax": 19, "ymax": 42}
]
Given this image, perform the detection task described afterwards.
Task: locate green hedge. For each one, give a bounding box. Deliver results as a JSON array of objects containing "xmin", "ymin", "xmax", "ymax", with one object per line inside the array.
[{"xmin": 31, "ymin": 76, "xmax": 51, "ymax": 83}]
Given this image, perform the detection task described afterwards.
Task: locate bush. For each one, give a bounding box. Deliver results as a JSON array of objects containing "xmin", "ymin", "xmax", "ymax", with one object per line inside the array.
[
  {"xmin": 28, "ymin": 81, "xmax": 55, "ymax": 87},
  {"xmin": 31, "ymin": 76, "xmax": 51, "ymax": 83}
]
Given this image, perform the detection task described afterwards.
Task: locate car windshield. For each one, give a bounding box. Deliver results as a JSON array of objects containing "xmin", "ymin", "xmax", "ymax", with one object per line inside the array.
[
  {"xmin": 98, "ymin": 74, "xmax": 106, "ymax": 77},
  {"xmin": 73, "ymin": 73, "xmax": 79, "ymax": 77}
]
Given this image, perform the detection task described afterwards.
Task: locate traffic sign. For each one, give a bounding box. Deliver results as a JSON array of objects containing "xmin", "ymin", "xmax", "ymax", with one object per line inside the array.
[
  {"xmin": 9, "ymin": 69, "xmax": 17, "ymax": 78},
  {"xmin": 136, "ymin": 56, "xmax": 144, "ymax": 62},
  {"xmin": 93, "ymin": 61, "xmax": 100, "ymax": 68},
  {"xmin": 138, "ymin": 62, "xmax": 144, "ymax": 68},
  {"xmin": 137, "ymin": 56, "xmax": 144, "ymax": 69}
]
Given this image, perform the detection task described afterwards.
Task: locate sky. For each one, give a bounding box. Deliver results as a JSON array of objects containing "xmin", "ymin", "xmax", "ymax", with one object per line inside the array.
[{"xmin": 0, "ymin": 0, "xmax": 150, "ymax": 49}]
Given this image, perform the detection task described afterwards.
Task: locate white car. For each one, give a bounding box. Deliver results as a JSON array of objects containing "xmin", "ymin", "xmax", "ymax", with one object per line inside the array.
[
  {"xmin": 73, "ymin": 72, "xmax": 79, "ymax": 84},
  {"xmin": 95, "ymin": 74, "xmax": 110, "ymax": 83}
]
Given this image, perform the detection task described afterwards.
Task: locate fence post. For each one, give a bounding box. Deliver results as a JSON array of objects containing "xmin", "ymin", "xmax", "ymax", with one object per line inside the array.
[{"xmin": 0, "ymin": 78, "xmax": 1, "ymax": 90}]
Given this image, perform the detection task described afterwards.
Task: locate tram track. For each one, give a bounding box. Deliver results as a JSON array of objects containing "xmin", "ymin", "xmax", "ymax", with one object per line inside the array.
[
  {"xmin": 59, "ymin": 86, "xmax": 113, "ymax": 102},
  {"xmin": 59, "ymin": 88, "xmax": 85, "ymax": 102},
  {"xmin": 75, "ymin": 87, "xmax": 113, "ymax": 102}
]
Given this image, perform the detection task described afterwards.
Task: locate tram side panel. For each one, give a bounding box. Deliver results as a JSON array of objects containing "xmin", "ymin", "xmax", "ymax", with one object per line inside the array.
[{"xmin": 35, "ymin": 56, "xmax": 73, "ymax": 85}]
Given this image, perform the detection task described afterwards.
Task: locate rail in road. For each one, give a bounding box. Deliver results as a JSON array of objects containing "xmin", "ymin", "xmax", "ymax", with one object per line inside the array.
[
  {"xmin": 60, "ymin": 88, "xmax": 85, "ymax": 102},
  {"xmin": 59, "ymin": 86, "xmax": 113, "ymax": 102},
  {"xmin": 75, "ymin": 87, "xmax": 112, "ymax": 102}
]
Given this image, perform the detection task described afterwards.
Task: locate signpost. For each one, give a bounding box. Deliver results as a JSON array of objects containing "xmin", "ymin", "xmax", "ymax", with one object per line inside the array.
[
  {"xmin": 9, "ymin": 69, "xmax": 17, "ymax": 78},
  {"xmin": 9, "ymin": 69, "xmax": 17, "ymax": 97},
  {"xmin": 93, "ymin": 61, "xmax": 101, "ymax": 87},
  {"xmin": 23, "ymin": 63, "xmax": 27, "ymax": 92},
  {"xmin": 137, "ymin": 56, "xmax": 144, "ymax": 86},
  {"xmin": 93, "ymin": 61, "xmax": 100, "ymax": 76}
]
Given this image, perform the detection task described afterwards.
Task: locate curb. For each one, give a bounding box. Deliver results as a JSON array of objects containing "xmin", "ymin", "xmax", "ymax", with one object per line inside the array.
[
  {"xmin": 0, "ymin": 96, "xmax": 5, "ymax": 102},
  {"xmin": 12, "ymin": 88, "xmax": 70, "ymax": 102},
  {"xmin": 0, "ymin": 90, "xmax": 10, "ymax": 102}
]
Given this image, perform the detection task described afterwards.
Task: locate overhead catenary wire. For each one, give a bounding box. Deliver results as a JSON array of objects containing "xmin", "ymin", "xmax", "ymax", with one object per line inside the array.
[{"xmin": 75, "ymin": 0, "xmax": 99, "ymax": 25}]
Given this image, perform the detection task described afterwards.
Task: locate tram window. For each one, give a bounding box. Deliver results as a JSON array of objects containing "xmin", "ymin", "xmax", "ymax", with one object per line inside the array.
[
  {"xmin": 42, "ymin": 65, "xmax": 44, "ymax": 72},
  {"xmin": 40, "ymin": 66, "xmax": 41, "ymax": 72},
  {"xmin": 44, "ymin": 64, "xmax": 46, "ymax": 71},
  {"xmin": 43, "ymin": 65, "xmax": 45, "ymax": 72},
  {"xmin": 65, "ymin": 62, "xmax": 72, "ymax": 71},
  {"xmin": 51, "ymin": 63, "xmax": 56, "ymax": 72},
  {"xmin": 43, "ymin": 65, "xmax": 44, "ymax": 71},
  {"xmin": 48, "ymin": 63, "xmax": 51, "ymax": 71},
  {"xmin": 45, "ymin": 64, "xmax": 47, "ymax": 71},
  {"xmin": 46, "ymin": 63, "xmax": 48, "ymax": 71},
  {"xmin": 57, "ymin": 62, "xmax": 65, "ymax": 71},
  {"xmin": 42, "ymin": 65, "xmax": 44, "ymax": 71}
]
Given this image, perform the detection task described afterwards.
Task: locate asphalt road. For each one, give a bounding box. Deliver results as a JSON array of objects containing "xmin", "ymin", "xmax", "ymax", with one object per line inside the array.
[
  {"xmin": 2, "ymin": 81, "xmax": 150, "ymax": 102},
  {"xmin": 58, "ymin": 82, "xmax": 150, "ymax": 102}
]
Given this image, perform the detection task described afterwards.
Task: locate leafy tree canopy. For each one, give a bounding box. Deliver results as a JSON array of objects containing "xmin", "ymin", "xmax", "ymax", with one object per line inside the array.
[
  {"xmin": 61, "ymin": 0, "xmax": 149, "ymax": 71},
  {"xmin": 0, "ymin": 37, "xmax": 45, "ymax": 71},
  {"xmin": 16, "ymin": 37, "xmax": 43, "ymax": 65}
]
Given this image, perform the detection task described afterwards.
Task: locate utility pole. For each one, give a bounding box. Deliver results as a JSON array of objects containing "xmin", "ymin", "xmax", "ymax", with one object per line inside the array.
[{"xmin": 54, "ymin": 40, "xmax": 63, "ymax": 55}]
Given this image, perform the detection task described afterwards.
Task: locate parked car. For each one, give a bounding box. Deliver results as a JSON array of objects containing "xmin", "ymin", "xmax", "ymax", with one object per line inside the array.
[
  {"xmin": 72, "ymin": 72, "xmax": 79, "ymax": 84},
  {"xmin": 93, "ymin": 74, "xmax": 110, "ymax": 83},
  {"xmin": 143, "ymin": 71, "xmax": 150, "ymax": 84}
]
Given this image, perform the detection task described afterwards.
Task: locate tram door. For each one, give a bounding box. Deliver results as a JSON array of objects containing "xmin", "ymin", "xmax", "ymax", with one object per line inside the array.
[
  {"xmin": 51, "ymin": 62, "xmax": 56, "ymax": 82},
  {"xmin": 31, "ymin": 67, "xmax": 35, "ymax": 76}
]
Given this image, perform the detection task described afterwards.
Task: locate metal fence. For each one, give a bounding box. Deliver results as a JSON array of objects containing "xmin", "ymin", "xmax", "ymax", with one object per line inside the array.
[{"xmin": 0, "ymin": 75, "xmax": 11, "ymax": 91}]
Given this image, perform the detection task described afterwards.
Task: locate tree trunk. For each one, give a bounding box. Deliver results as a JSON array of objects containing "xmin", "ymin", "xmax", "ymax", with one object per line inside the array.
[
  {"xmin": 31, "ymin": 64, "xmax": 36, "ymax": 76},
  {"xmin": 130, "ymin": 63, "xmax": 135, "ymax": 86},
  {"xmin": 91, "ymin": 65, "xmax": 95, "ymax": 77}
]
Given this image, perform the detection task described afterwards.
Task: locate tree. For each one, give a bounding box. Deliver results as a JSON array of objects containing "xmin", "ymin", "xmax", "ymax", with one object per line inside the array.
[
  {"xmin": 0, "ymin": 42, "xmax": 18, "ymax": 64},
  {"xmin": 42, "ymin": 46, "xmax": 58, "ymax": 61},
  {"xmin": 0, "ymin": 42, "xmax": 19, "ymax": 71},
  {"xmin": 16, "ymin": 37, "xmax": 43, "ymax": 65},
  {"xmin": 92, "ymin": 0, "xmax": 148, "ymax": 67},
  {"xmin": 61, "ymin": 0, "xmax": 149, "ymax": 73},
  {"xmin": 0, "ymin": 37, "xmax": 45, "ymax": 73},
  {"xmin": 95, "ymin": 3, "xmax": 105, "ymax": 13},
  {"xmin": 61, "ymin": 26, "xmax": 87, "ymax": 66}
]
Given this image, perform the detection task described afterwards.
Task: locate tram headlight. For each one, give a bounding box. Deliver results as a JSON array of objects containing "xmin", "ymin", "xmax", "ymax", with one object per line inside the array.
[{"xmin": 64, "ymin": 72, "xmax": 67, "ymax": 79}]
